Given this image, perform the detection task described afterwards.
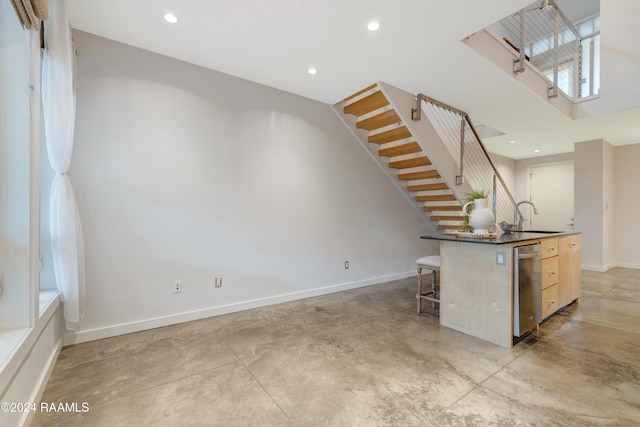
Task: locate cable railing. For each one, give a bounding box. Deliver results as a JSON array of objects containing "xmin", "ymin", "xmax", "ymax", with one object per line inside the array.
[
  {"xmin": 412, "ymin": 95, "xmax": 519, "ymax": 226},
  {"xmin": 491, "ymin": 0, "xmax": 599, "ymax": 100}
]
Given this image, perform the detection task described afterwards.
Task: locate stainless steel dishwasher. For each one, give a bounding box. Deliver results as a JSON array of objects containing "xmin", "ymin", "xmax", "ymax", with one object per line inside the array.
[{"xmin": 513, "ymin": 243, "xmax": 542, "ymax": 338}]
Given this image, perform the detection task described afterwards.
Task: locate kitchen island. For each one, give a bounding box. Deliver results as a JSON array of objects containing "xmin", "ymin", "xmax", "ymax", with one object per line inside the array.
[{"xmin": 422, "ymin": 231, "xmax": 581, "ymax": 348}]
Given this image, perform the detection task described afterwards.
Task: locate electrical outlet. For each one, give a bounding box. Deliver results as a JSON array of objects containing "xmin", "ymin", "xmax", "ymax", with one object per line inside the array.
[
  {"xmin": 215, "ymin": 276, "xmax": 222, "ymax": 288},
  {"xmin": 173, "ymin": 280, "xmax": 183, "ymax": 293},
  {"xmin": 344, "ymin": 260, "xmax": 349, "ymax": 270}
]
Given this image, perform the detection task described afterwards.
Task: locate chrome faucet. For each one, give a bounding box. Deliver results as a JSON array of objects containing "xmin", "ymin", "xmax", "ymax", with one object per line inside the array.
[{"xmin": 513, "ymin": 201, "xmax": 539, "ymax": 231}]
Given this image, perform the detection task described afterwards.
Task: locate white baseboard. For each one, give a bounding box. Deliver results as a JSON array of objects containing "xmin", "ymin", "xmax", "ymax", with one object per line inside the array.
[
  {"xmin": 614, "ymin": 262, "xmax": 640, "ymax": 270},
  {"xmin": 581, "ymin": 264, "xmax": 608, "ymax": 272},
  {"xmin": 63, "ymin": 271, "xmax": 414, "ymax": 346},
  {"xmin": 582, "ymin": 263, "xmax": 640, "ymax": 272}
]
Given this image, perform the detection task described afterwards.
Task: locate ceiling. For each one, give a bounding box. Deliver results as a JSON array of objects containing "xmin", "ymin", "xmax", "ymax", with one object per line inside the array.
[{"xmin": 66, "ymin": 0, "xmax": 640, "ymax": 160}]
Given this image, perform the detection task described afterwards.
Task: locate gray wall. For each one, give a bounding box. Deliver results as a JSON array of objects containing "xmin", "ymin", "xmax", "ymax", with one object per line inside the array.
[
  {"xmin": 614, "ymin": 144, "xmax": 640, "ymax": 267},
  {"xmin": 67, "ymin": 31, "xmax": 435, "ymax": 342},
  {"xmin": 573, "ymin": 139, "xmax": 615, "ymax": 270},
  {"xmin": 494, "ymin": 144, "xmax": 640, "ymax": 271}
]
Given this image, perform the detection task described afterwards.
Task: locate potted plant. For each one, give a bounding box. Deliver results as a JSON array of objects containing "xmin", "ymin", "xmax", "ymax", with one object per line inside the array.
[
  {"xmin": 459, "ymin": 189, "xmax": 492, "ymax": 233},
  {"xmin": 464, "ymin": 189, "xmax": 488, "ymax": 202}
]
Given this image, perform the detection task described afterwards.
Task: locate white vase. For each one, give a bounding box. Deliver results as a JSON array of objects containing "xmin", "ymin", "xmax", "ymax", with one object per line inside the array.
[{"xmin": 462, "ymin": 198, "xmax": 495, "ymax": 234}]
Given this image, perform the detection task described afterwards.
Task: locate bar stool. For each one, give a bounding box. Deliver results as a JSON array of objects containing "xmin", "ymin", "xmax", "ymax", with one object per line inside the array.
[{"xmin": 416, "ymin": 255, "xmax": 440, "ymax": 315}]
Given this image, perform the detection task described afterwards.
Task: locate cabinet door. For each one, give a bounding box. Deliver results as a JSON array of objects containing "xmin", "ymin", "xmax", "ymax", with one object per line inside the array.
[
  {"xmin": 559, "ymin": 235, "xmax": 582, "ymax": 307},
  {"xmin": 541, "ymin": 256, "xmax": 559, "ymax": 290},
  {"xmin": 541, "ymin": 238, "xmax": 559, "ymax": 259},
  {"xmin": 542, "ymin": 283, "xmax": 559, "ymax": 319}
]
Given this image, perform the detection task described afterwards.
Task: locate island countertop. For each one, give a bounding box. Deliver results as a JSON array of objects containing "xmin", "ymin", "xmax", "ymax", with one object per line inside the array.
[
  {"xmin": 423, "ymin": 230, "xmax": 582, "ymax": 348},
  {"xmin": 421, "ymin": 230, "xmax": 580, "ymax": 245}
]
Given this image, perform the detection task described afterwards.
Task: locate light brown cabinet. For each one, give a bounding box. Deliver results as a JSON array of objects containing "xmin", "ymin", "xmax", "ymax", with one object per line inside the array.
[
  {"xmin": 559, "ymin": 235, "xmax": 581, "ymax": 307},
  {"xmin": 541, "ymin": 238, "xmax": 559, "ymax": 260},
  {"xmin": 540, "ymin": 238, "xmax": 559, "ymax": 318},
  {"xmin": 542, "ymin": 256, "xmax": 559, "ymax": 290},
  {"xmin": 540, "ymin": 235, "xmax": 581, "ymax": 319},
  {"xmin": 542, "ymin": 283, "xmax": 559, "ymax": 318}
]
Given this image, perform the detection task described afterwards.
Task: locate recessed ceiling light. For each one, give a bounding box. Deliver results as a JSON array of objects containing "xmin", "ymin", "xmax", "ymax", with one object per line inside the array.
[
  {"xmin": 368, "ymin": 21, "xmax": 380, "ymax": 31},
  {"xmin": 307, "ymin": 67, "xmax": 317, "ymax": 75},
  {"xmin": 509, "ymin": 140, "xmax": 516, "ymax": 144},
  {"xmin": 164, "ymin": 13, "xmax": 178, "ymax": 24},
  {"xmin": 534, "ymin": 149, "xmax": 541, "ymax": 153}
]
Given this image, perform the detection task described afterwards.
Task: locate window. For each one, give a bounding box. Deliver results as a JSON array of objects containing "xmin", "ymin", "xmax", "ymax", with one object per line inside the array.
[
  {"xmin": 526, "ymin": 14, "xmax": 600, "ymax": 100},
  {"xmin": 0, "ymin": 2, "xmax": 35, "ymax": 333}
]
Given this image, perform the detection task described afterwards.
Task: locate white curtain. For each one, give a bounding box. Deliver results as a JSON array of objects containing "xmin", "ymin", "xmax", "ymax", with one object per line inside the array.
[{"xmin": 42, "ymin": 0, "xmax": 85, "ymax": 330}]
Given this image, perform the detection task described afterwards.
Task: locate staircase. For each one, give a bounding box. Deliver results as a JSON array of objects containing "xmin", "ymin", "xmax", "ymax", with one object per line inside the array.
[
  {"xmin": 335, "ymin": 81, "xmax": 518, "ymax": 234},
  {"xmin": 339, "ymin": 83, "xmax": 466, "ymax": 233}
]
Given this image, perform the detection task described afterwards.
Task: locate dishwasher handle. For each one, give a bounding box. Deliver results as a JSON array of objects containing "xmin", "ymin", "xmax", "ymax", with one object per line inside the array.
[{"xmin": 518, "ymin": 253, "xmax": 538, "ymax": 260}]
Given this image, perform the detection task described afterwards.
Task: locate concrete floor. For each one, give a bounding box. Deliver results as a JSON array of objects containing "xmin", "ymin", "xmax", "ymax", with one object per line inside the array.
[{"xmin": 32, "ymin": 268, "xmax": 640, "ymax": 426}]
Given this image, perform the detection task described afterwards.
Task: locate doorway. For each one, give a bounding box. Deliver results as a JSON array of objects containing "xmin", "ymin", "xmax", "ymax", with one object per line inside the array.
[{"xmin": 528, "ymin": 161, "xmax": 574, "ymax": 231}]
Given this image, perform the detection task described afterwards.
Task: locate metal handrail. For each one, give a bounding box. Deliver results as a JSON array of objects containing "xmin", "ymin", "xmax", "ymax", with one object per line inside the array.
[
  {"xmin": 412, "ymin": 93, "xmax": 523, "ymax": 223},
  {"xmin": 547, "ymin": 0, "xmax": 580, "ymax": 40},
  {"xmin": 412, "ymin": 94, "xmax": 466, "ymax": 119}
]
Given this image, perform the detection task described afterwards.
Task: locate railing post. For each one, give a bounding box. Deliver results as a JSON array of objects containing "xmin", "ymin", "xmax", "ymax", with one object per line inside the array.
[
  {"xmin": 578, "ymin": 39, "xmax": 584, "ymax": 98},
  {"xmin": 457, "ymin": 118, "xmax": 465, "ymax": 185},
  {"xmin": 492, "ymin": 174, "xmax": 497, "ymax": 223},
  {"xmin": 548, "ymin": 7, "xmax": 559, "ymax": 98},
  {"xmin": 412, "ymin": 96, "xmax": 422, "ymax": 121},
  {"xmin": 589, "ymin": 36, "xmax": 596, "ymax": 97},
  {"xmin": 513, "ymin": 8, "xmax": 526, "ymax": 74}
]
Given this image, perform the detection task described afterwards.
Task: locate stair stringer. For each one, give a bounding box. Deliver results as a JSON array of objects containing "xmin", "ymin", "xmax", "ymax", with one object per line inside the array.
[
  {"xmin": 331, "ymin": 94, "xmax": 439, "ymax": 235},
  {"xmin": 377, "ymin": 82, "xmax": 475, "ymax": 209}
]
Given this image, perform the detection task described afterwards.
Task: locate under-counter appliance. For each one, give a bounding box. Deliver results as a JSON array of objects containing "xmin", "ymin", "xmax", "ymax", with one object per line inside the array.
[{"xmin": 513, "ymin": 243, "xmax": 542, "ymax": 338}]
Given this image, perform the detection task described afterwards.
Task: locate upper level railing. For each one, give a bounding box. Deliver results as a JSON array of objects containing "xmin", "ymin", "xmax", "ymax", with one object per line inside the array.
[
  {"xmin": 412, "ymin": 95, "xmax": 520, "ymax": 227},
  {"xmin": 490, "ymin": 0, "xmax": 600, "ymax": 100}
]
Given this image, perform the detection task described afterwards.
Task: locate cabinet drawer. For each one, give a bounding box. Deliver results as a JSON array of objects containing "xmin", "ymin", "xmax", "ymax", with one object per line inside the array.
[
  {"xmin": 542, "ymin": 256, "xmax": 559, "ymax": 289},
  {"xmin": 542, "ymin": 283, "xmax": 559, "ymax": 319},
  {"xmin": 541, "ymin": 238, "xmax": 559, "ymax": 259}
]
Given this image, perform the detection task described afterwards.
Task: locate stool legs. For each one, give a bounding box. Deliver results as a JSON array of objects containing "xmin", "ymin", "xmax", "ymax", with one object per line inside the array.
[
  {"xmin": 417, "ymin": 266, "xmax": 423, "ymax": 314},
  {"xmin": 431, "ymin": 269, "xmax": 438, "ymax": 311},
  {"xmin": 417, "ymin": 266, "xmax": 440, "ymax": 315}
]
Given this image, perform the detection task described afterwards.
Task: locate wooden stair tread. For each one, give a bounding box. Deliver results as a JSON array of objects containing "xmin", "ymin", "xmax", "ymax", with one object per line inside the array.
[
  {"xmin": 407, "ymin": 182, "xmax": 449, "ymax": 192},
  {"xmin": 357, "ymin": 109, "xmax": 401, "ymax": 131},
  {"xmin": 398, "ymin": 170, "xmax": 441, "ymax": 181},
  {"xmin": 379, "ymin": 142, "xmax": 421, "ymax": 158},
  {"xmin": 416, "ymin": 194, "xmax": 457, "ymax": 202},
  {"xmin": 422, "ymin": 205, "xmax": 462, "ymax": 212},
  {"xmin": 344, "ymin": 91, "xmax": 389, "ymax": 116},
  {"xmin": 430, "ymin": 215, "xmax": 464, "ymax": 221},
  {"xmin": 389, "ymin": 157, "xmax": 431, "ymax": 169},
  {"xmin": 437, "ymin": 224, "xmax": 460, "ymax": 229},
  {"xmin": 344, "ymin": 83, "xmax": 378, "ymax": 102},
  {"xmin": 368, "ymin": 126, "xmax": 412, "ymax": 144}
]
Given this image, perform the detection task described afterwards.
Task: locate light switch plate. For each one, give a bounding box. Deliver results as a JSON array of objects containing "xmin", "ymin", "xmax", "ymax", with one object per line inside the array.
[{"xmin": 496, "ymin": 252, "xmax": 506, "ymax": 266}]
